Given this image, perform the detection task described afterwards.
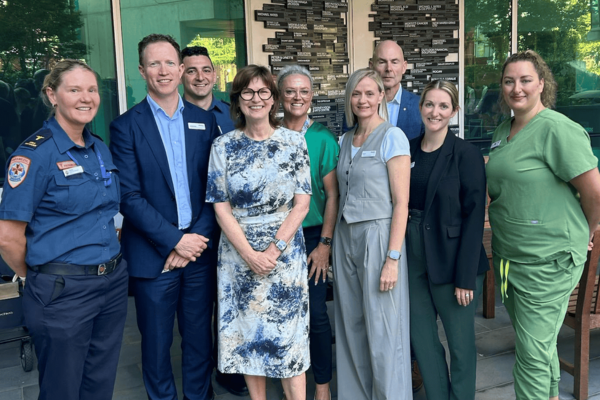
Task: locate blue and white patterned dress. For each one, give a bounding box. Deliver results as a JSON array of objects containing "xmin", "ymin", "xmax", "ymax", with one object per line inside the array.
[{"xmin": 206, "ymin": 127, "xmax": 312, "ymax": 378}]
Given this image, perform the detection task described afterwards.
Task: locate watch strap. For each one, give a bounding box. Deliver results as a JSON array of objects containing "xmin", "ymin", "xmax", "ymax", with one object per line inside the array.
[{"xmin": 319, "ymin": 236, "xmax": 332, "ymax": 246}]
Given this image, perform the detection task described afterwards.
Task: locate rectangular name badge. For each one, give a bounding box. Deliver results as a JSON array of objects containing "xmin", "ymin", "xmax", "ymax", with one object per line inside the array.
[
  {"xmin": 361, "ymin": 150, "xmax": 377, "ymax": 158},
  {"xmin": 63, "ymin": 165, "xmax": 84, "ymax": 177},
  {"xmin": 410, "ymin": 162, "xmax": 415, "ymax": 168},
  {"xmin": 56, "ymin": 161, "xmax": 77, "ymax": 170},
  {"xmin": 490, "ymin": 140, "xmax": 502, "ymax": 150},
  {"xmin": 188, "ymin": 122, "xmax": 206, "ymax": 130}
]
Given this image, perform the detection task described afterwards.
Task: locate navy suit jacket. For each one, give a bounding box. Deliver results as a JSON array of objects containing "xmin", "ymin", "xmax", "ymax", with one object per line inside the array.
[
  {"xmin": 409, "ymin": 132, "xmax": 489, "ymax": 290},
  {"xmin": 109, "ymin": 98, "xmax": 219, "ymax": 278},
  {"xmin": 396, "ymin": 89, "xmax": 425, "ymax": 140}
]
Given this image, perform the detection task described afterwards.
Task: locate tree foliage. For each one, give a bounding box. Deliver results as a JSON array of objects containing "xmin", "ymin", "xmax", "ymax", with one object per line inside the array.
[
  {"xmin": 187, "ymin": 35, "xmax": 236, "ymax": 66},
  {"xmin": 0, "ymin": 0, "xmax": 86, "ymax": 83}
]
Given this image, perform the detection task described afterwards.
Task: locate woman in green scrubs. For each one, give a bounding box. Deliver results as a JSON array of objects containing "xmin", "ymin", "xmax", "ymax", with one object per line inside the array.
[{"xmin": 486, "ymin": 50, "xmax": 600, "ymax": 400}]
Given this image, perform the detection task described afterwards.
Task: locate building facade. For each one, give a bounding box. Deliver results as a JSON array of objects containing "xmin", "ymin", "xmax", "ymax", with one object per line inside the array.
[{"xmin": 0, "ymin": 0, "xmax": 599, "ymax": 183}]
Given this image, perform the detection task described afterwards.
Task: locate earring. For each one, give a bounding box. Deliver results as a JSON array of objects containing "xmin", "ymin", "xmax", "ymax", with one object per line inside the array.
[{"xmin": 52, "ymin": 103, "xmax": 57, "ymax": 108}]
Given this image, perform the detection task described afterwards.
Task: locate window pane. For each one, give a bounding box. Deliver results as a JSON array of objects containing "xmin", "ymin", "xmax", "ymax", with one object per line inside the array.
[
  {"xmin": 0, "ymin": 0, "xmax": 118, "ymax": 184},
  {"xmin": 119, "ymin": 0, "xmax": 246, "ymax": 109},
  {"xmin": 518, "ymin": 0, "xmax": 600, "ymax": 156},
  {"xmin": 464, "ymin": 0, "xmax": 511, "ymax": 154}
]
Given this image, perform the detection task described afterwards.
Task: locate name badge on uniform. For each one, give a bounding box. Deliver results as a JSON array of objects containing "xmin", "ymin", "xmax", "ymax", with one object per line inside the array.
[
  {"xmin": 361, "ymin": 150, "xmax": 376, "ymax": 158},
  {"xmin": 63, "ymin": 166, "xmax": 84, "ymax": 177},
  {"xmin": 56, "ymin": 161, "xmax": 77, "ymax": 170},
  {"xmin": 188, "ymin": 122, "xmax": 206, "ymax": 130},
  {"xmin": 410, "ymin": 162, "xmax": 415, "ymax": 168},
  {"xmin": 490, "ymin": 140, "xmax": 501, "ymax": 150}
]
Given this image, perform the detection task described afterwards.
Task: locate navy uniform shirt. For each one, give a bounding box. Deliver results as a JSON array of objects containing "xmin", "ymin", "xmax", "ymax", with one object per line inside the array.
[
  {"xmin": 0, "ymin": 117, "xmax": 121, "ymax": 266},
  {"xmin": 206, "ymin": 97, "xmax": 236, "ymax": 135}
]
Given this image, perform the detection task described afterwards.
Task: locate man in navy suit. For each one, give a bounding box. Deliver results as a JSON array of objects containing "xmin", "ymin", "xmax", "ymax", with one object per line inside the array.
[
  {"xmin": 370, "ymin": 40, "xmax": 424, "ymax": 140},
  {"xmin": 109, "ymin": 34, "xmax": 219, "ymax": 400}
]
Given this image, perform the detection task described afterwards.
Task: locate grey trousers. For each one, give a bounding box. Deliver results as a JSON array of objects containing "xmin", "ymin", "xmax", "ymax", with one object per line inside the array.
[{"xmin": 333, "ymin": 218, "xmax": 412, "ymax": 400}]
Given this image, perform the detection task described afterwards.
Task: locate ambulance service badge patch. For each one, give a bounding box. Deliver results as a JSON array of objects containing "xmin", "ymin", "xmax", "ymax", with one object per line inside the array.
[{"xmin": 7, "ymin": 156, "xmax": 31, "ymax": 188}]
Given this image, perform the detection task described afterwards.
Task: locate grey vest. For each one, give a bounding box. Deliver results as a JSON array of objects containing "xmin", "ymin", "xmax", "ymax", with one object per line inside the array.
[{"xmin": 337, "ymin": 121, "xmax": 393, "ymax": 224}]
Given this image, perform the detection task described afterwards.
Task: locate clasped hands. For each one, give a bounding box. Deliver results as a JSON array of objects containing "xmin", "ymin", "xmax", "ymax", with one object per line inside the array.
[
  {"xmin": 163, "ymin": 233, "xmax": 209, "ymax": 271},
  {"xmin": 243, "ymin": 243, "xmax": 281, "ymax": 276}
]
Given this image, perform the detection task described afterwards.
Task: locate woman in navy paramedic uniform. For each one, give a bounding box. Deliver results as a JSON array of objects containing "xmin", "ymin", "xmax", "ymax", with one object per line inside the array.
[{"xmin": 0, "ymin": 60, "xmax": 127, "ymax": 400}]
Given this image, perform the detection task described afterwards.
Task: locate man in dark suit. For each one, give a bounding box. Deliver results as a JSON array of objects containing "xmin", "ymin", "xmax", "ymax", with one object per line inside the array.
[
  {"xmin": 370, "ymin": 40, "xmax": 424, "ymax": 140},
  {"xmin": 110, "ymin": 34, "xmax": 219, "ymax": 400}
]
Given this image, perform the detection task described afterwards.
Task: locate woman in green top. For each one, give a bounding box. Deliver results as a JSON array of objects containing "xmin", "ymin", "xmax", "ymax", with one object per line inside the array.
[
  {"xmin": 487, "ymin": 50, "xmax": 600, "ymax": 400},
  {"xmin": 277, "ymin": 65, "xmax": 339, "ymax": 400}
]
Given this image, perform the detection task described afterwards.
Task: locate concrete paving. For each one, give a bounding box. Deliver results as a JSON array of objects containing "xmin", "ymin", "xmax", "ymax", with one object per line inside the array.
[{"xmin": 1, "ymin": 290, "xmax": 599, "ymax": 400}]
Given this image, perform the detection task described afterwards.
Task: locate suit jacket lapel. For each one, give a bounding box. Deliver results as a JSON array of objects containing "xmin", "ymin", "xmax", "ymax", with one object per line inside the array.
[
  {"xmin": 397, "ymin": 90, "xmax": 410, "ymax": 129},
  {"xmin": 423, "ymin": 132, "xmax": 455, "ymax": 217},
  {"xmin": 134, "ymin": 99, "xmax": 175, "ymax": 195}
]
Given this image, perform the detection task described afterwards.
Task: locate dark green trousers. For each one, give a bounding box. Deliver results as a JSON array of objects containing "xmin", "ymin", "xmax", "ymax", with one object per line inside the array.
[{"xmin": 406, "ymin": 210, "xmax": 484, "ymax": 400}]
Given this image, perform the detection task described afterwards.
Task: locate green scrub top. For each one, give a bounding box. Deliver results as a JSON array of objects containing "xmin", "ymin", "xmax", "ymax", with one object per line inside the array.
[
  {"xmin": 303, "ymin": 121, "xmax": 340, "ymax": 228},
  {"xmin": 486, "ymin": 109, "xmax": 597, "ymax": 266}
]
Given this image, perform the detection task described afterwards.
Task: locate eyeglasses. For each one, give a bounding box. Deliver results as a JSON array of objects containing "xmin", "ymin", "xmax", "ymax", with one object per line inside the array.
[
  {"xmin": 240, "ymin": 87, "xmax": 273, "ymax": 101},
  {"xmin": 283, "ymin": 89, "xmax": 312, "ymax": 99}
]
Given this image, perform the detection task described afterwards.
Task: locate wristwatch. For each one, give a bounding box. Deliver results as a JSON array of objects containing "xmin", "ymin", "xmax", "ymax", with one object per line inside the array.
[
  {"xmin": 271, "ymin": 238, "xmax": 287, "ymax": 252},
  {"xmin": 319, "ymin": 236, "xmax": 333, "ymax": 246},
  {"xmin": 387, "ymin": 250, "xmax": 401, "ymax": 261}
]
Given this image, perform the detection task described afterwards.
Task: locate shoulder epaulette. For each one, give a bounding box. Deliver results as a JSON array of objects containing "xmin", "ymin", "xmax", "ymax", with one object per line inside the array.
[{"xmin": 21, "ymin": 129, "xmax": 53, "ymax": 150}]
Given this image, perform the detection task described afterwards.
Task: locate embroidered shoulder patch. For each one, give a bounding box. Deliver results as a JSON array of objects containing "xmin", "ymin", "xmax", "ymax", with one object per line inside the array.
[{"xmin": 7, "ymin": 156, "xmax": 31, "ymax": 188}]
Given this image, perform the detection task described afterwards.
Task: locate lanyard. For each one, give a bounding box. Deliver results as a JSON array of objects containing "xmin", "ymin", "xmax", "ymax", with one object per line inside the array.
[{"xmin": 66, "ymin": 147, "xmax": 112, "ymax": 187}]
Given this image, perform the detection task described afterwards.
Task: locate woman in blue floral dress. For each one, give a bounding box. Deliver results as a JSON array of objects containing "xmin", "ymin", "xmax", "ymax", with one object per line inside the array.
[{"xmin": 206, "ymin": 65, "xmax": 312, "ymax": 400}]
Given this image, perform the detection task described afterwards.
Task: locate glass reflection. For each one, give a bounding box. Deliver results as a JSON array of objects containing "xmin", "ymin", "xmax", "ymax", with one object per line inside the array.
[
  {"xmin": 119, "ymin": 0, "xmax": 246, "ymax": 109},
  {"xmin": 518, "ymin": 0, "xmax": 600, "ymax": 158},
  {"xmin": 464, "ymin": 0, "xmax": 511, "ymax": 154},
  {"xmin": 0, "ymin": 0, "xmax": 118, "ymax": 184}
]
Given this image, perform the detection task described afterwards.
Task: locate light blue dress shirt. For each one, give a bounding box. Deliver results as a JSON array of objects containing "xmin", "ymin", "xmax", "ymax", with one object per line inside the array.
[
  {"xmin": 147, "ymin": 94, "xmax": 192, "ymax": 229},
  {"xmin": 387, "ymin": 86, "xmax": 403, "ymax": 127}
]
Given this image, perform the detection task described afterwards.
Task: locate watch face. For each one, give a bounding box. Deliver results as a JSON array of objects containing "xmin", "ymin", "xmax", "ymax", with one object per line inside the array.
[
  {"xmin": 276, "ymin": 240, "xmax": 287, "ymax": 251},
  {"xmin": 388, "ymin": 250, "xmax": 400, "ymax": 260}
]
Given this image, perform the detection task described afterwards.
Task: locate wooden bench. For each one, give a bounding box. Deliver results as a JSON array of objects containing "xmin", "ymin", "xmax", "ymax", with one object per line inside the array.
[{"xmin": 559, "ymin": 226, "xmax": 600, "ymax": 400}]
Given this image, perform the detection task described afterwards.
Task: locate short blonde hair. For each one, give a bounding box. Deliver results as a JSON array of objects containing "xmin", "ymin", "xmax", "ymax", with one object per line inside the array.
[{"xmin": 344, "ymin": 68, "xmax": 388, "ymax": 127}]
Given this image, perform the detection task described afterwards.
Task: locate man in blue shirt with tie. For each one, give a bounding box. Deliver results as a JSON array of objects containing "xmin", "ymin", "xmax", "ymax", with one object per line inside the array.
[{"xmin": 110, "ymin": 34, "xmax": 219, "ymax": 400}]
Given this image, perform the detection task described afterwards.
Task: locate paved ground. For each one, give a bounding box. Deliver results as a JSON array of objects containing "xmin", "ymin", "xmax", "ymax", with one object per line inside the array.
[{"xmin": 1, "ymin": 290, "xmax": 599, "ymax": 400}]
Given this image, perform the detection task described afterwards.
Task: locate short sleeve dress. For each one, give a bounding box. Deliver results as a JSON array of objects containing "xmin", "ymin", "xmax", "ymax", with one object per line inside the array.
[{"xmin": 206, "ymin": 126, "xmax": 312, "ymax": 378}]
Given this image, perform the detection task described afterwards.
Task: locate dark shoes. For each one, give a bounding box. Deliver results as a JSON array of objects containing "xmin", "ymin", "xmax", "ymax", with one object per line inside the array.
[
  {"xmin": 412, "ymin": 360, "xmax": 424, "ymax": 393},
  {"xmin": 215, "ymin": 371, "xmax": 249, "ymax": 397}
]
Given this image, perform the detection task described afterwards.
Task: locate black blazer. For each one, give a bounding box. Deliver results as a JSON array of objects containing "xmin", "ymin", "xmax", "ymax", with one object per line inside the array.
[{"xmin": 409, "ymin": 132, "xmax": 489, "ymax": 290}]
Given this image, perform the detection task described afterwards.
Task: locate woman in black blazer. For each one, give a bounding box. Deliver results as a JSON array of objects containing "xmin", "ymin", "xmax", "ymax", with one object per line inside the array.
[{"xmin": 406, "ymin": 80, "xmax": 489, "ymax": 400}]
